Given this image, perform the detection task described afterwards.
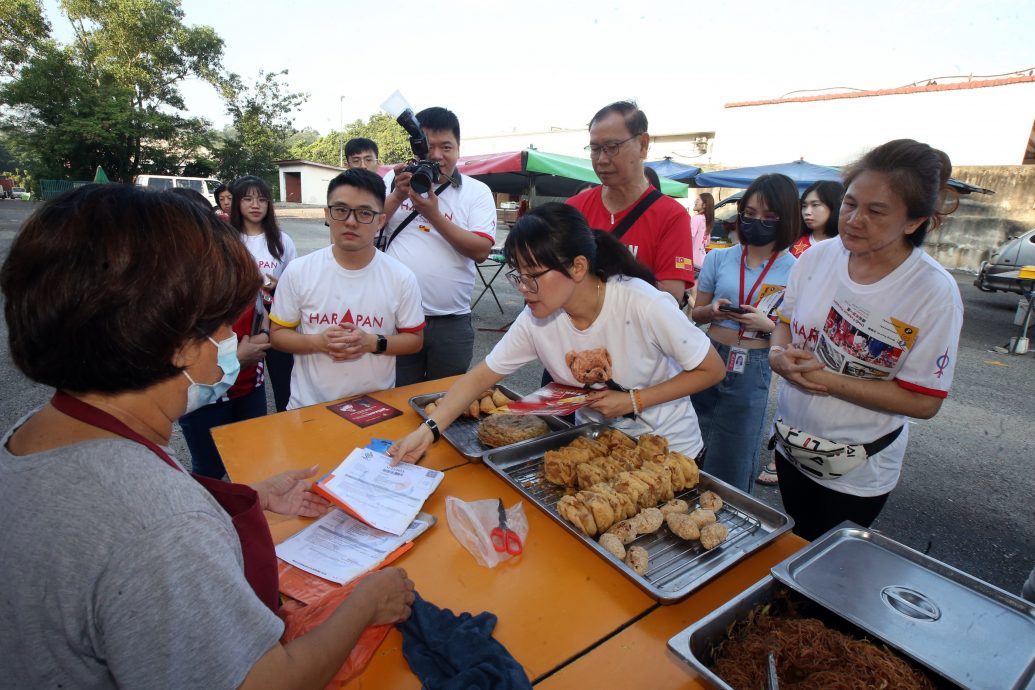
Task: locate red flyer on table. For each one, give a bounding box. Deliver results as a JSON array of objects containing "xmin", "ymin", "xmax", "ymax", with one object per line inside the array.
[
  {"xmin": 504, "ymin": 382, "xmax": 592, "ymax": 416},
  {"xmin": 327, "ymin": 395, "xmax": 403, "ymax": 428}
]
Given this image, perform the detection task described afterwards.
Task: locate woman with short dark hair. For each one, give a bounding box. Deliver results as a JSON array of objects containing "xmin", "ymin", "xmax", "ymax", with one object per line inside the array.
[
  {"xmin": 0, "ymin": 185, "xmax": 414, "ymax": 688},
  {"xmin": 689, "ymin": 174, "xmax": 800, "ymax": 493},
  {"xmin": 769, "ymin": 139, "xmax": 963, "ymax": 540}
]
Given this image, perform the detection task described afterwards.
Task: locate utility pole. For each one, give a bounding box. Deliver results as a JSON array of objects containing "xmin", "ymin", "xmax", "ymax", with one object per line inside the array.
[{"xmin": 339, "ymin": 96, "xmax": 345, "ymax": 168}]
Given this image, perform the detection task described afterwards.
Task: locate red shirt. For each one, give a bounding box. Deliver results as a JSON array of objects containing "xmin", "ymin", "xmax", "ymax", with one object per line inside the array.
[
  {"xmin": 227, "ymin": 302, "xmax": 263, "ymax": 399},
  {"xmin": 567, "ymin": 186, "xmax": 695, "ymax": 287},
  {"xmin": 790, "ymin": 234, "xmax": 813, "ymax": 258}
]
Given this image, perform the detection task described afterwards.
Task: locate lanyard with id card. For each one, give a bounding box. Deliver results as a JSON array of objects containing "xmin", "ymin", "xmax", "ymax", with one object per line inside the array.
[{"xmin": 726, "ymin": 249, "xmax": 778, "ymax": 374}]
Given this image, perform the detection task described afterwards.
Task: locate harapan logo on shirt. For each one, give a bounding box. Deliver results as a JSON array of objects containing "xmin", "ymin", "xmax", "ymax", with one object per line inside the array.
[{"xmin": 308, "ymin": 308, "xmax": 384, "ymax": 329}]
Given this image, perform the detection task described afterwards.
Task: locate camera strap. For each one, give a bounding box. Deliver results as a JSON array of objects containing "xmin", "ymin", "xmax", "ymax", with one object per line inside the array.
[
  {"xmin": 377, "ymin": 180, "xmax": 453, "ymax": 251},
  {"xmin": 611, "ymin": 188, "xmax": 662, "ymax": 241}
]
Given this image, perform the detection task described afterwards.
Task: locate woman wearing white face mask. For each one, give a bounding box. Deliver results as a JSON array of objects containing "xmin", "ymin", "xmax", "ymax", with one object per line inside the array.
[{"xmin": 0, "ymin": 185, "xmax": 415, "ymax": 688}]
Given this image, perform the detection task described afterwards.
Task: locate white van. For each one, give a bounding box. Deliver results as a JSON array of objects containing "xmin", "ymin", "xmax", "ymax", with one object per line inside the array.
[{"xmin": 135, "ymin": 175, "xmax": 222, "ymax": 206}]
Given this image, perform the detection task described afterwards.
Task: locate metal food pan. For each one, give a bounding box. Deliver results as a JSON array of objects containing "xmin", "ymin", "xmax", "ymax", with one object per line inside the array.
[
  {"xmin": 408, "ymin": 385, "xmax": 571, "ymax": 461},
  {"xmin": 667, "ymin": 575, "xmax": 961, "ymax": 689},
  {"xmin": 482, "ymin": 423, "xmax": 793, "ymax": 604}
]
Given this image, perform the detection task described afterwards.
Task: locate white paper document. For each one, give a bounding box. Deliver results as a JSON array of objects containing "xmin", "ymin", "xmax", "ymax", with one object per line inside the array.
[
  {"xmin": 276, "ymin": 509, "xmax": 433, "ymax": 584},
  {"xmin": 315, "ymin": 447, "xmax": 444, "ymax": 535}
]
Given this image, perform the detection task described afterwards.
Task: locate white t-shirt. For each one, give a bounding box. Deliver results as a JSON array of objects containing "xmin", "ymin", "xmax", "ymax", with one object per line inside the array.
[
  {"xmin": 485, "ymin": 276, "xmax": 713, "ymax": 457},
  {"xmin": 381, "ymin": 171, "xmax": 497, "ymax": 316},
  {"xmin": 241, "ymin": 231, "xmax": 297, "ymax": 281},
  {"xmin": 270, "ymin": 248, "xmax": 425, "ymax": 409},
  {"xmin": 775, "ymin": 238, "xmax": 963, "ymax": 496}
]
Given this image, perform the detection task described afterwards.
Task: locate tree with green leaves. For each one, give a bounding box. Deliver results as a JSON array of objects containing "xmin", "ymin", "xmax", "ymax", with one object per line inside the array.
[
  {"xmin": 289, "ymin": 112, "xmax": 413, "ymax": 167},
  {"xmin": 0, "ymin": 0, "xmax": 225, "ymax": 183}
]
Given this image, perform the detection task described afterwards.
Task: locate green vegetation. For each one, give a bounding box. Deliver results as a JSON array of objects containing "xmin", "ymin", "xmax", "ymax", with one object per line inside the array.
[{"xmin": 290, "ymin": 112, "xmax": 412, "ymax": 166}]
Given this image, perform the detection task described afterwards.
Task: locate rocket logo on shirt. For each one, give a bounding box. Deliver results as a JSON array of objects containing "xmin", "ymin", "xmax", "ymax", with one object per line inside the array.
[{"xmin": 307, "ymin": 308, "xmax": 384, "ymax": 329}]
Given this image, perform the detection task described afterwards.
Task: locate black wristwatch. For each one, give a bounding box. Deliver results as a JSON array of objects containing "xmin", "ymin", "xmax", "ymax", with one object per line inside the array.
[
  {"xmin": 423, "ymin": 418, "xmax": 441, "ymax": 443},
  {"xmin": 374, "ymin": 334, "xmax": 388, "ymax": 354}
]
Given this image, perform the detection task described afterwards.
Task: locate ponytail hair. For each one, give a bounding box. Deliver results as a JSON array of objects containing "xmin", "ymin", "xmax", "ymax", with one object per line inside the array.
[
  {"xmin": 843, "ymin": 139, "xmax": 958, "ymax": 247},
  {"xmin": 503, "ymin": 203, "xmax": 656, "ymax": 286}
]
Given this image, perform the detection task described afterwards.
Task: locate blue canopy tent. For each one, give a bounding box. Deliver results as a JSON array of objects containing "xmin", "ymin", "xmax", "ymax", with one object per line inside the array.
[
  {"xmin": 645, "ymin": 157, "xmax": 701, "ymax": 183},
  {"xmin": 694, "ymin": 159, "xmax": 840, "ymax": 193}
]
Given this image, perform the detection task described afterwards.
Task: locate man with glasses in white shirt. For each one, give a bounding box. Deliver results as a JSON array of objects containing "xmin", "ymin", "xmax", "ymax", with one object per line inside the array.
[
  {"xmin": 270, "ymin": 169, "xmax": 424, "ymax": 408},
  {"xmin": 567, "ymin": 101, "xmax": 694, "ymax": 307},
  {"xmin": 345, "ymin": 137, "xmax": 381, "ymax": 174}
]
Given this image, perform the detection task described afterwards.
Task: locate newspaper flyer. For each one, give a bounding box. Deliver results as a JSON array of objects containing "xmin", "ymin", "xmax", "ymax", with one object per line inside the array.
[
  {"xmin": 742, "ymin": 283, "xmax": 785, "ymax": 340},
  {"xmin": 813, "ymin": 292, "xmax": 919, "ymax": 380},
  {"xmin": 314, "ymin": 448, "xmax": 443, "ymax": 535},
  {"xmin": 276, "ymin": 509, "xmax": 432, "ymax": 584}
]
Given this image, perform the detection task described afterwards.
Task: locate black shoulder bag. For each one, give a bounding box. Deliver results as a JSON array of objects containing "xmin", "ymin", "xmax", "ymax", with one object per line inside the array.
[
  {"xmin": 610, "ymin": 188, "xmax": 663, "ymax": 240},
  {"xmin": 376, "ymin": 180, "xmax": 453, "ymax": 251}
]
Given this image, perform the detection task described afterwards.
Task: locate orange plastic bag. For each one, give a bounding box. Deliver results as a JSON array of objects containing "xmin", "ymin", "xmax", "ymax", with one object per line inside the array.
[{"xmin": 278, "ymin": 573, "xmax": 391, "ymax": 689}]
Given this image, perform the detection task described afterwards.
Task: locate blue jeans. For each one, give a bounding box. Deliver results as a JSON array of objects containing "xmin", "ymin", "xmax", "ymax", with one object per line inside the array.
[
  {"xmin": 690, "ymin": 342, "xmax": 772, "ymax": 494},
  {"xmin": 178, "ymin": 384, "xmax": 267, "ymax": 479}
]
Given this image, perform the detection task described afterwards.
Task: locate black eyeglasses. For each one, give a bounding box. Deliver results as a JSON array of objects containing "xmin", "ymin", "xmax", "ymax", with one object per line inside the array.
[
  {"xmin": 584, "ymin": 134, "xmax": 641, "ymax": 159},
  {"xmin": 505, "ymin": 268, "xmax": 553, "ymax": 293},
  {"xmin": 739, "ymin": 212, "xmax": 781, "ymax": 229},
  {"xmin": 327, "ymin": 205, "xmax": 378, "ymax": 224}
]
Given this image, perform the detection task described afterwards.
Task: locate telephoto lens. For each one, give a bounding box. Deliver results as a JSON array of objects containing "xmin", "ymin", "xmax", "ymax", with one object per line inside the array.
[{"xmin": 409, "ymin": 162, "xmax": 436, "ymax": 194}]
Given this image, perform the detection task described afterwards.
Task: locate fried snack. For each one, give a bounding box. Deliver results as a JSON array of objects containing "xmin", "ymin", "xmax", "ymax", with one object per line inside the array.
[
  {"xmin": 633, "ymin": 507, "xmax": 664, "ymax": 534},
  {"xmin": 557, "ymin": 495, "xmax": 598, "ymax": 536},
  {"xmin": 575, "ymin": 455, "xmax": 624, "ymax": 490},
  {"xmin": 575, "ymin": 490, "xmax": 616, "ymax": 534},
  {"xmin": 665, "ymin": 512, "xmax": 701, "ymax": 540},
  {"xmin": 610, "ymin": 445, "xmax": 643, "ymax": 470},
  {"xmin": 599, "ymin": 533, "xmax": 626, "ymax": 560},
  {"xmin": 583, "ymin": 483, "xmax": 637, "ymax": 521},
  {"xmin": 600, "ymin": 428, "xmax": 636, "ymax": 450},
  {"xmin": 660, "ymin": 499, "xmax": 689, "ymax": 516},
  {"xmin": 491, "ymin": 388, "xmax": 510, "ymax": 407},
  {"xmin": 612, "ymin": 471, "xmax": 650, "ymax": 508},
  {"xmin": 477, "ymin": 414, "xmax": 549, "ymax": 448},
  {"xmin": 625, "ymin": 546, "xmax": 649, "ymax": 575},
  {"xmin": 637, "ymin": 434, "xmax": 668, "ymax": 462},
  {"xmin": 424, "ymin": 401, "xmax": 437, "ymax": 415},
  {"xmin": 544, "ymin": 446, "xmax": 593, "ymax": 486},
  {"xmin": 607, "ymin": 519, "xmax": 639, "ymax": 545},
  {"xmin": 700, "ymin": 522, "xmax": 728, "ymax": 550},
  {"xmin": 479, "ymin": 395, "xmax": 496, "ymax": 415},
  {"xmin": 467, "ymin": 401, "xmax": 481, "ymax": 419},
  {"xmin": 570, "ymin": 435, "xmax": 610, "ymax": 457},
  {"xmin": 689, "ymin": 508, "xmax": 717, "ymax": 528},
  {"xmin": 699, "ymin": 490, "xmax": 723, "ymax": 512}
]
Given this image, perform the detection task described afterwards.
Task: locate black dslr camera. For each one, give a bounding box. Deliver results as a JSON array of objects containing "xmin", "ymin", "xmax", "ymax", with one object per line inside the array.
[{"xmin": 396, "ymin": 108, "xmax": 440, "ymax": 195}]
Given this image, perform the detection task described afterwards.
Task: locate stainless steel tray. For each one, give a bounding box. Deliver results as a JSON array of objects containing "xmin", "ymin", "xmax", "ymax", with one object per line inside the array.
[
  {"xmin": 482, "ymin": 423, "xmax": 793, "ymax": 604},
  {"xmin": 408, "ymin": 385, "xmax": 571, "ymax": 461},
  {"xmin": 771, "ymin": 525, "xmax": 1035, "ymax": 690},
  {"xmin": 667, "ymin": 575, "xmax": 961, "ymax": 689}
]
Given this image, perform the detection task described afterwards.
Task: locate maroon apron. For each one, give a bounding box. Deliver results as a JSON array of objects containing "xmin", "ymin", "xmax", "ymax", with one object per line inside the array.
[{"xmin": 51, "ymin": 391, "xmax": 281, "ymax": 612}]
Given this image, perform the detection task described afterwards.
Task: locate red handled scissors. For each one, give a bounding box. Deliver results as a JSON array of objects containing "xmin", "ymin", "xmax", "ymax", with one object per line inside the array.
[{"xmin": 490, "ymin": 498, "xmax": 523, "ymax": 555}]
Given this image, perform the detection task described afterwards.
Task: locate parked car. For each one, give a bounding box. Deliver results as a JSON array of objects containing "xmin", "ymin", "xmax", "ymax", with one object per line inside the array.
[
  {"xmin": 134, "ymin": 175, "xmax": 221, "ymax": 206},
  {"xmin": 975, "ymin": 229, "xmax": 1035, "ymax": 294},
  {"xmin": 10, "ymin": 187, "xmax": 31, "ymax": 200}
]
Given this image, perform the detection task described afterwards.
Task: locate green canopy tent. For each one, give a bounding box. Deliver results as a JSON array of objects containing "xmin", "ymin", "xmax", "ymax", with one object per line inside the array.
[
  {"xmin": 93, "ymin": 166, "xmax": 110, "ymax": 183},
  {"xmin": 455, "ymin": 149, "xmax": 688, "ymax": 203}
]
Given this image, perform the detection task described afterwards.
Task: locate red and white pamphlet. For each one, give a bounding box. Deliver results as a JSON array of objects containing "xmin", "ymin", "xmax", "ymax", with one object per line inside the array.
[{"xmin": 503, "ymin": 382, "xmax": 592, "ymax": 416}]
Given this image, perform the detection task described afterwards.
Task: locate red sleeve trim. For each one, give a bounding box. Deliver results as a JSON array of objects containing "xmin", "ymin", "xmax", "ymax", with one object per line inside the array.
[
  {"xmin": 472, "ymin": 231, "xmax": 494, "ymax": 243},
  {"xmin": 398, "ymin": 322, "xmax": 426, "ymax": 333},
  {"xmin": 895, "ymin": 379, "xmax": 949, "ymax": 399}
]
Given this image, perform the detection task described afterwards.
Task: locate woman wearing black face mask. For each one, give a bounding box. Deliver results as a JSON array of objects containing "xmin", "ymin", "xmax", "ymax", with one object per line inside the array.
[{"xmin": 689, "ymin": 174, "xmax": 800, "ymax": 493}]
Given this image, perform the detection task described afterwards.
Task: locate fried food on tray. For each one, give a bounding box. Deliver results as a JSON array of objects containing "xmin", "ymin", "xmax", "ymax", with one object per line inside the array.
[
  {"xmin": 665, "ymin": 512, "xmax": 701, "ymax": 540},
  {"xmin": 599, "ymin": 533, "xmax": 626, "ymax": 560},
  {"xmin": 633, "ymin": 507, "xmax": 664, "ymax": 534},
  {"xmin": 698, "ymin": 490, "xmax": 723, "ymax": 512},
  {"xmin": 625, "ymin": 546, "xmax": 649, "ymax": 575},
  {"xmin": 544, "ymin": 446, "xmax": 593, "ymax": 486},
  {"xmin": 491, "ymin": 389, "xmax": 510, "ymax": 407},
  {"xmin": 467, "ymin": 401, "xmax": 481, "ymax": 419},
  {"xmin": 607, "ymin": 519, "xmax": 639, "ymax": 545},
  {"xmin": 600, "ymin": 428, "xmax": 636, "ymax": 450},
  {"xmin": 700, "ymin": 522, "xmax": 729, "ymax": 550},
  {"xmin": 477, "ymin": 414, "xmax": 549, "ymax": 448},
  {"xmin": 575, "ymin": 490, "xmax": 616, "ymax": 534},
  {"xmin": 479, "ymin": 395, "xmax": 496, "ymax": 415},
  {"xmin": 637, "ymin": 434, "xmax": 668, "ymax": 462},
  {"xmin": 557, "ymin": 495, "xmax": 598, "ymax": 536},
  {"xmin": 689, "ymin": 508, "xmax": 717, "ymax": 528},
  {"xmin": 660, "ymin": 499, "xmax": 689, "ymax": 516},
  {"xmin": 583, "ymin": 482, "xmax": 637, "ymax": 521}
]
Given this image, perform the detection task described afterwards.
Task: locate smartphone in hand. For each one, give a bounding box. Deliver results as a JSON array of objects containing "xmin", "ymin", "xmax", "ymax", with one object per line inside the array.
[{"xmin": 718, "ymin": 304, "xmax": 749, "ymax": 314}]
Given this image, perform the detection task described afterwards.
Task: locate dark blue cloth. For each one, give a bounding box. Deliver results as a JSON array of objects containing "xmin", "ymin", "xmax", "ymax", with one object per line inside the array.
[{"xmin": 397, "ymin": 592, "xmax": 531, "ymax": 690}]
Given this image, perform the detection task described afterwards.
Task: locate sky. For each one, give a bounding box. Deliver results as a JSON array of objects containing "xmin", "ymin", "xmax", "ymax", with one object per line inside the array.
[{"xmin": 41, "ymin": 0, "xmax": 1035, "ymax": 143}]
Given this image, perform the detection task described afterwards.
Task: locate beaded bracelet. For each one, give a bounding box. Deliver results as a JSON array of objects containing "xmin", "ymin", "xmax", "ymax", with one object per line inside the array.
[
  {"xmin": 634, "ymin": 389, "xmax": 644, "ymax": 413},
  {"xmin": 629, "ymin": 390, "xmax": 640, "ymax": 416}
]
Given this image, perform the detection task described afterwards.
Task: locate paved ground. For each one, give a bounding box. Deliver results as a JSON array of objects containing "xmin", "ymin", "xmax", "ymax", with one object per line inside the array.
[{"xmin": 2, "ymin": 203, "xmax": 1032, "ymax": 597}]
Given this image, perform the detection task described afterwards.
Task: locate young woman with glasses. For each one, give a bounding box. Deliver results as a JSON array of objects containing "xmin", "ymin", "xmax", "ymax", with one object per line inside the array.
[
  {"xmin": 387, "ymin": 202, "xmax": 725, "ymax": 465},
  {"xmin": 688, "ymin": 174, "xmax": 800, "ymax": 493},
  {"xmin": 230, "ymin": 175, "xmax": 298, "ymax": 413}
]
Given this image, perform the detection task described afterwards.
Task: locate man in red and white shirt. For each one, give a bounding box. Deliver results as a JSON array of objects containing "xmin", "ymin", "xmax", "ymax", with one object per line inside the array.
[
  {"xmin": 567, "ymin": 101, "xmax": 694, "ymax": 306},
  {"xmin": 380, "ymin": 106, "xmax": 497, "ymax": 385},
  {"xmin": 271, "ymin": 169, "xmax": 424, "ymax": 409}
]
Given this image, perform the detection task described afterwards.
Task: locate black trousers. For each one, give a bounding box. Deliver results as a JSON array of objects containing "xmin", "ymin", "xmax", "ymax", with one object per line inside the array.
[
  {"xmin": 775, "ymin": 451, "xmax": 890, "ymax": 541},
  {"xmin": 265, "ymin": 347, "xmax": 294, "ymax": 413}
]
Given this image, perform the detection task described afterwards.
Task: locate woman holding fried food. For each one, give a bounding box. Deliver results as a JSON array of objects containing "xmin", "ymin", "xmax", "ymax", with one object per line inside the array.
[
  {"xmin": 388, "ymin": 202, "xmax": 725, "ymax": 464},
  {"xmin": 768, "ymin": 139, "xmax": 963, "ymax": 540}
]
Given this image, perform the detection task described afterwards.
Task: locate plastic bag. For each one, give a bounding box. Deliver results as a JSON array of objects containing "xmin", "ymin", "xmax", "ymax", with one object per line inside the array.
[{"xmin": 445, "ymin": 496, "xmax": 528, "ymax": 568}]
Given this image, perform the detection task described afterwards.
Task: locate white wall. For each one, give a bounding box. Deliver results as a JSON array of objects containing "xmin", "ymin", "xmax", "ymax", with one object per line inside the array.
[
  {"xmin": 278, "ymin": 164, "xmax": 343, "ymax": 205},
  {"xmin": 712, "ymin": 81, "xmax": 1035, "ymax": 167}
]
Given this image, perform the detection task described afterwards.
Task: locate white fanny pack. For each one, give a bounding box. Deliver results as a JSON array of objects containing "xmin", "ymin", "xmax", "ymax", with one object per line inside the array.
[{"xmin": 773, "ymin": 418, "xmax": 903, "ymax": 480}]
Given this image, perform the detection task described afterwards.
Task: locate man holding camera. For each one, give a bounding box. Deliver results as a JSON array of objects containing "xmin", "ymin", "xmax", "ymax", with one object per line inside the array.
[
  {"xmin": 567, "ymin": 101, "xmax": 694, "ymax": 307},
  {"xmin": 380, "ymin": 107, "xmax": 496, "ymax": 385}
]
